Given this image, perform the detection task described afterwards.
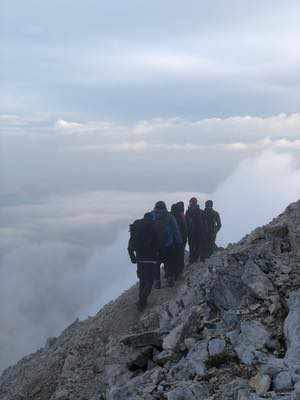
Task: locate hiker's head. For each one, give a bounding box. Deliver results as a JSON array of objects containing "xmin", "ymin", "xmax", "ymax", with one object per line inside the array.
[
  {"xmin": 177, "ymin": 201, "xmax": 185, "ymax": 213},
  {"xmin": 171, "ymin": 203, "xmax": 178, "ymax": 214},
  {"xmin": 189, "ymin": 197, "xmax": 198, "ymax": 207},
  {"xmin": 205, "ymin": 200, "xmax": 213, "ymax": 209},
  {"xmin": 154, "ymin": 201, "xmax": 167, "ymax": 212}
]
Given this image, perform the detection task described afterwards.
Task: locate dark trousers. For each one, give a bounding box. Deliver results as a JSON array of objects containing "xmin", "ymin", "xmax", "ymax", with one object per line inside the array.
[
  {"xmin": 177, "ymin": 244, "xmax": 185, "ymax": 278},
  {"xmin": 162, "ymin": 246, "xmax": 177, "ymax": 280},
  {"xmin": 153, "ymin": 262, "xmax": 161, "ymax": 283},
  {"xmin": 203, "ymin": 236, "xmax": 216, "ymax": 260},
  {"xmin": 189, "ymin": 237, "xmax": 204, "ymax": 263},
  {"xmin": 137, "ymin": 262, "xmax": 155, "ymax": 306},
  {"xmin": 172, "ymin": 244, "xmax": 185, "ymax": 280}
]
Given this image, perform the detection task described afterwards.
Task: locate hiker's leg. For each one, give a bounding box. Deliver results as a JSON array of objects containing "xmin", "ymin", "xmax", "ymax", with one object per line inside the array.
[{"xmin": 153, "ymin": 262, "xmax": 161, "ymax": 289}]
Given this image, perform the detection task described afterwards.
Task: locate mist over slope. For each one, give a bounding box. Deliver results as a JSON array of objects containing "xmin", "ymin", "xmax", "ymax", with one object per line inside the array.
[
  {"xmin": 1, "ymin": 150, "xmax": 300, "ymax": 373},
  {"xmin": 1, "ymin": 194, "xmax": 300, "ymax": 399}
]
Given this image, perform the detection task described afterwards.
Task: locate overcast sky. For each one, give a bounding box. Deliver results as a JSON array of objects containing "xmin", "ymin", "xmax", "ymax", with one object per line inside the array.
[
  {"xmin": 1, "ymin": 0, "xmax": 300, "ymax": 119},
  {"xmin": 1, "ymin": 0, "xmax": 300, "ymax": 373}
]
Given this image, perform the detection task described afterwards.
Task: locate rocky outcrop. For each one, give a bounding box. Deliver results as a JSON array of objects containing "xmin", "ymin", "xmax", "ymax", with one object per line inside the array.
[{"xmin": 1, "ymin": 200, "xmax": 300, "ymax": 399}]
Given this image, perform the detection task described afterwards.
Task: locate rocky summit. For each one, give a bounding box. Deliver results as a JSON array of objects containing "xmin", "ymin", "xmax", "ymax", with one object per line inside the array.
[{"xmin": 2, "ymin": 201, "xmax": 300, "ymax": 400}]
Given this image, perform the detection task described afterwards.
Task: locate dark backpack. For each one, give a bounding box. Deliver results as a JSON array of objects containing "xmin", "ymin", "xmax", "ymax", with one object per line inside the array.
[
  {"xmin": 129, "ymin": 218, "xmax": 157, "ymax": 256},
  {"xmin": 153, "ymin": 215, "xmax": 173, "ymax": 249}
]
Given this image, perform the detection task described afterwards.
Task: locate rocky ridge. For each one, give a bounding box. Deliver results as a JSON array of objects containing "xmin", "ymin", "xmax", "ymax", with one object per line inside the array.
[{"xmin": 1, "ymin": 201, "xmax": 300, "ymax": 400}]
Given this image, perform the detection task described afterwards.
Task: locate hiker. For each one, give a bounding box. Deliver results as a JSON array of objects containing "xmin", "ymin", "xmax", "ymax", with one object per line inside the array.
[
  {"xmin": 203, "ymin": 200, "xmax": 222, "ymax": 259},
  {"xmin": 151, "ymin": 201, "xmax": 182, "ymax": 288},
  {"xmin": 186, "ymin": 197, "xmax": 206, "ymax": 264},
  {"xmin": 128, "ymin": 212, "xmax": 160, "ymax": 311},
  {"xmin": 171, "ymin": 201, "xmax": 187, "ymax": 279}
]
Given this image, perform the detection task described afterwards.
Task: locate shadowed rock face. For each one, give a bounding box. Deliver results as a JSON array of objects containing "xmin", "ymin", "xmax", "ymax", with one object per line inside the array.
[{"xmin": 1, "ymin": 201, "xmax": 300, "ymax": 400}]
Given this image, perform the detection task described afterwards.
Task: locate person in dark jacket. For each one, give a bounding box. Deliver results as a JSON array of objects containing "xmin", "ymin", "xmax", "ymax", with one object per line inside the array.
[
  {"xmin": 171, "ymin": 202, "xmax": 187, "ymax": 279},
  {"xmin": 185, "ymin": 197, "xmax": 206, "ymax": 264},
  {"xmin": 175, "ymin": 201, "xmax": 188, "ymax": 246},
  {"xmin": 203, "ymin": 200, "xmax": 222, "ymax": 259},
  {"xmin": 151, "ymin": 201, "xmax": 182, "ymax": 287},
  {"xmin": 128, "ymin": 212, "xmax": 160, "ymax": 311}
]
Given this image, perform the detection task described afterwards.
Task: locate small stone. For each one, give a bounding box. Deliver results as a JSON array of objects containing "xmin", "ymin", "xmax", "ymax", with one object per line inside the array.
[
  {"xmin": 51, "ymin": 389, "xmax": 69, "ymax": 400},
  {"xmin": 237, "ymin": 389, "xmax": 250, "ymax": 400},
  {"xmin": 242, "ymin": 260, "xmax": 275, "ymax": 300},
  {"xmin": 273, "ymin": 371, "xmax": 293, "ymax": 391},
  {"xmin": 184, "ymin": 337, "xmax": 196, "ymax": 350},
  {"xmin": 235, "ymin": 320, "xmax": 271, "ymax": 365},
  {"xmin": 256, "ymin": 353, "xmax": 287, "ymax": 377},
  {"xmin": 226, "ymin": 330, "xmax": 240, "ymax": 345},
  {"xmin": 281, "ymin": 265, "xmax": 292, "ymax": 274},
  {"xmin": 163, "ymin": 324, "xmax": 184, "ymax": 351},
  {"xmin": 284, "ymin": 290, "xmax": 300, "ymax": 368},
  {"xmin": 153, "ymin": 350, "xmax": 180, "ymax": 366},
  {"xmin": 208, "ymin": 338, "xmax": 226, "ymax": 357},
  {"xmin": 121, "ymin": 330, "xmax": 163, "ymax": 348},
  {"xmin": 223, "ymin": 311, "xmax": 240, "ymax": 329},
  {"xmin": 295, "ymin": 381, "xmax": 300, "ymax": 400},
  {"xmin": 166, "ymin": 382, "xmax": 209, "ymax": 400},
  {"xmin": 250, "ymin": 373, "xmax": 271, "ymax": 396},
  {"xmin": 293, "ymin": 371, "xmax": 300, "ymax": 383}
]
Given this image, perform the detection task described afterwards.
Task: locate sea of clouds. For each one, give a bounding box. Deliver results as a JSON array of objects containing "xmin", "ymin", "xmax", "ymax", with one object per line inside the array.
[{"xmin": 1, "ymin": 114, "xmax": 300, "ymax": 372}]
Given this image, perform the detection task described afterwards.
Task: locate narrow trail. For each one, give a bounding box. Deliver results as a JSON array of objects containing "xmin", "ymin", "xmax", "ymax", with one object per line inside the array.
[{"xmin": 90, "ymin": 271, "xmax": 188, "ymax": 340}]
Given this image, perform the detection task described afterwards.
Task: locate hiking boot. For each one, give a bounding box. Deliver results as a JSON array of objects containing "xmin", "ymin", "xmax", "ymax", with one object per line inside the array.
[{"xmin": 153, "ymin": 280, "xmax": 161, "ymax": 289}]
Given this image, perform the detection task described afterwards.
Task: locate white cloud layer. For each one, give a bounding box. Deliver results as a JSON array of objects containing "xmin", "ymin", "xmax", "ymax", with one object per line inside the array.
[
  {"xmin": 1, "ymin": 150, "xmax": 300, "ymax": 373},
  {"xmin": 55, "ymin": 119, "xmax": 83, "ymax": 130},
  {"xmin": 1, "ymin": 112, "xmax": 300, "ymax": 198}
]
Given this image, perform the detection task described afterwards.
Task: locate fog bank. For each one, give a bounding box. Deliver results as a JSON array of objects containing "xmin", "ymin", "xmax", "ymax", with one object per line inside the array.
[{"xmin": 1, "ymin": 150, "xmax": 300, "ymax": 373}]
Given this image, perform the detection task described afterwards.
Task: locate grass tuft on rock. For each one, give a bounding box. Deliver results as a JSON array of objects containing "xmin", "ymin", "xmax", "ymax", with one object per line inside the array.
[{"xmin": 205, "ymin": 352, "xmax": 239, "ymax": 369}]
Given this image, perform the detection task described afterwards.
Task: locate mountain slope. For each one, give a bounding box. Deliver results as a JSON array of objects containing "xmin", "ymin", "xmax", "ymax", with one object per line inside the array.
[{"xmin": 1, "ymin": 200, "xmax": 300, "ymax": 400}]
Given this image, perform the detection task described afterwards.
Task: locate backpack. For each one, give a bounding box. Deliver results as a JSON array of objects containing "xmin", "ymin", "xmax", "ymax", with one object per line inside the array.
[
  {"xmin": 153, "ymin": 214, "xmax": 173, "ymax": 249},
  {"xmin": 129, "ymin": 218, "xmax": 157, "ymax": 255}
]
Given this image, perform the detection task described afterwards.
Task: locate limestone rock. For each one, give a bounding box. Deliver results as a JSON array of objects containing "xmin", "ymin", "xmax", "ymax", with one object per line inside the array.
[
  {"xmin": 250, "ymin": 373, "xmax": 271, "ymax": 396},
  {"xmin": 208, "ymin": 338, "xmax": 226, "ymax": 356},
  {"xmin": 121, "ymin": 330, "xmax": 163, "ymax": 348},
  {"xmin": 255, "ymin": 353, "xmax": 288, "ymax": 377},
  {"xmin": 284, "ymin": 290, "xmax": 300, "ymax": 369},
  {"xmin": 237, "ymin": 389, "xmax": 251, "ymax": 400},
  {"xmin": 234, "ymin": 321, "xmax": 271, "ymax": 365},
  {"xmin": 163, "ymin": 323, "xmax": 184, "ymax": 350},
  {"xmin": 242, "ymin": 260, "xmax": 275, "ymax": 300},
  {"xmin": 153, "ymin": 350, "xmax": 180, "ymax": 366},
  {"xmin": 184, "ymin": 337, "xmax": 197, "ymax": 350},
  {"xmin": 166, "ymin": 382, "xmax": 209, "ymax": 400},
  {"xmin": 294, "ymin": 381, "xmax": 300, "ymax": 400},
  {"xmin": 186, "ymin": 341, "xmax": 208, "ymax": 374},
  {"xmin": 273, "ymin": 371, "xmax": 293, "ymax": 391}
]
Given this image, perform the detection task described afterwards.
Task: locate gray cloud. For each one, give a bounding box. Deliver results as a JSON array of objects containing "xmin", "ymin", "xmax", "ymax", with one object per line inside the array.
[
  {"xmin": 1, "ymin": 150, "xmax": 300, "ymax": 373},
  {"xmin": 1, "ymin": 1, "xmax": 300, "ymax": 118},
  {"xmin": 2, "ymin": 113, "xmax": 300, "ymax": 197},
  {"xmin": 0, "ymin": 189, "xmax": 201, "ymax": 372}
]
